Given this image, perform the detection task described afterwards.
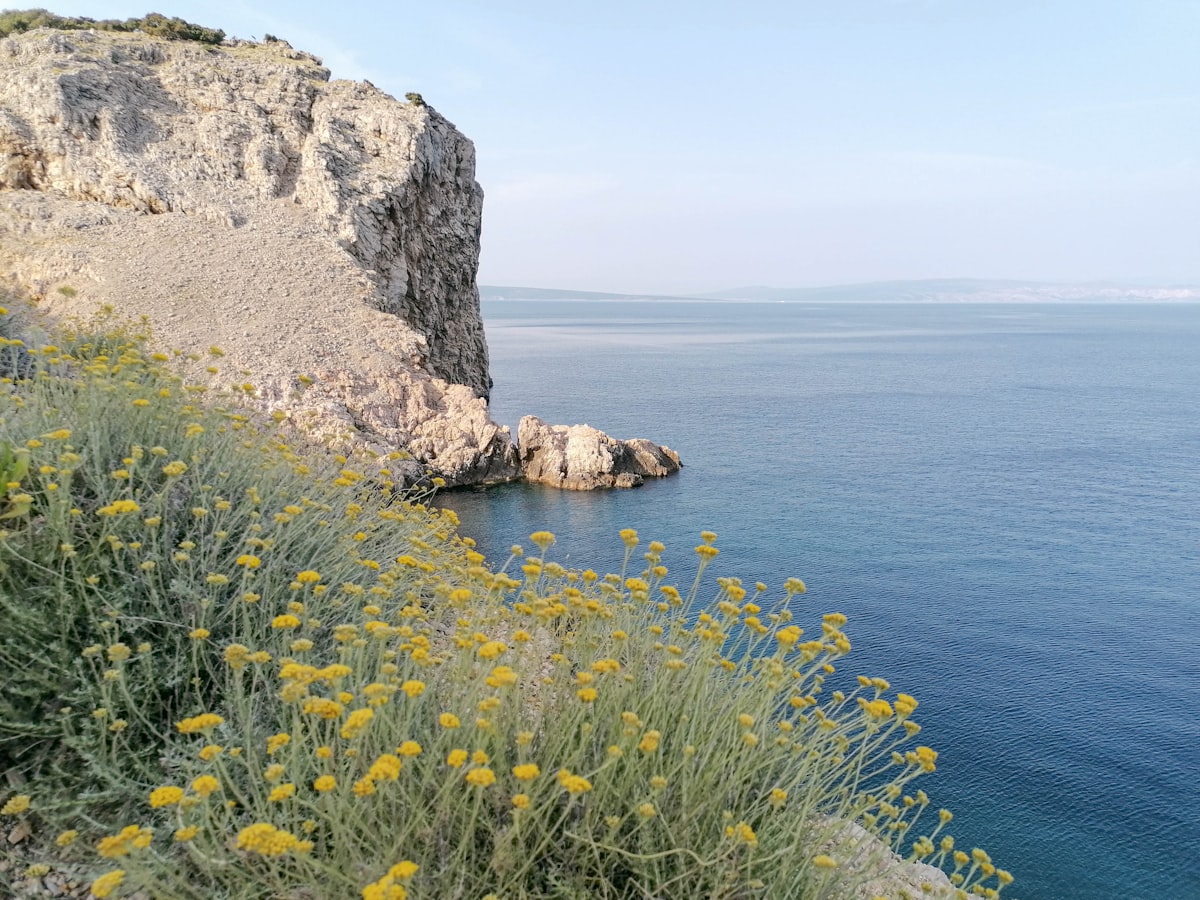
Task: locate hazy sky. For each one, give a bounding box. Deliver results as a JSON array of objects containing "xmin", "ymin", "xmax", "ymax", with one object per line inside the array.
[{"xmin": 41, "ymin": 1, "xmax": 1200, "ymax": 293}]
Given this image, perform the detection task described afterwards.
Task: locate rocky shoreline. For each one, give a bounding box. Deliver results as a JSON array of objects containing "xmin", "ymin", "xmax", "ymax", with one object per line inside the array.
[{"xmin": 0, "ymin": 27, "xmax": 679, "ymax": 490}]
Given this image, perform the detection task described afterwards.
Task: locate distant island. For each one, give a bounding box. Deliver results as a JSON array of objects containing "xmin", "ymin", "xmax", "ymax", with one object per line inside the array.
[{"xmin": 481, "ymin": 278, "xmax": 1200, "ymax": 304}]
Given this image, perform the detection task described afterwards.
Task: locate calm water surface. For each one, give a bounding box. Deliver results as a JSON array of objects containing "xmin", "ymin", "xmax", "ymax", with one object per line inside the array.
[{"xmin": 439, "ymin": 301, "xmax": 1200, "ymax": 900}]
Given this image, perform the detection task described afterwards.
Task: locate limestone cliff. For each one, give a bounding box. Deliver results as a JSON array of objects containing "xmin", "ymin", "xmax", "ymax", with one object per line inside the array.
[{"xmin": 0, "ymin": 26, "xmax": 679, "ymax": 490}]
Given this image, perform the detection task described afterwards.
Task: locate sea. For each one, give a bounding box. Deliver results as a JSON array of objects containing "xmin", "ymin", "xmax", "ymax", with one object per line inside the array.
[{"xmin": 438, "ymin": 299, "xmax": 1200, "ymax": 900}]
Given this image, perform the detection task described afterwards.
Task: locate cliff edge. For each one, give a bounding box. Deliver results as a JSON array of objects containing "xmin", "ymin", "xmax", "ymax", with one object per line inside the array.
[{"xmin": 0, "ymin": 26, "xmax": 679, "ymax": 489}]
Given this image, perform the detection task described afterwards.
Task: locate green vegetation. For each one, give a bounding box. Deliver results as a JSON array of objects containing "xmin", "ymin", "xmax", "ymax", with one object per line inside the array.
[
  {"xmin": 0, "ymin": 301, "xmax": 1009, "ymax": 898},
  {"xmin": 0, "ymin": 9, "xmax": 225, "ymax": 44}
]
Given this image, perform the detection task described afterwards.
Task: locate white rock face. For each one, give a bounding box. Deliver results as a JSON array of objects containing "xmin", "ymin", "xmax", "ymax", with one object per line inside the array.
[
  {"xmin": 0, "ymin": 27, "xmax": 678, "ymax": 490},
  {"xmin": 517, "ymin": 416, "xmax": 681, "ymax": 490},
  {"xmin": 0, "ymin": 28, "xmax": 487, "ymax": 391}
]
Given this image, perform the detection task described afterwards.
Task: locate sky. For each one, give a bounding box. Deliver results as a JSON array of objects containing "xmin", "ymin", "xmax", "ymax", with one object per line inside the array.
[{"xmin": 34, "ymin": 1, "xmax": 1200, "ymax": 294}]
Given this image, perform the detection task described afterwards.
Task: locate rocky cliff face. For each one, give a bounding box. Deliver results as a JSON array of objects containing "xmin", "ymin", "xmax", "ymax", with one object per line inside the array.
[{"xmin": 0, "ymin": 27, "xmax": 679, "ymax": 490}]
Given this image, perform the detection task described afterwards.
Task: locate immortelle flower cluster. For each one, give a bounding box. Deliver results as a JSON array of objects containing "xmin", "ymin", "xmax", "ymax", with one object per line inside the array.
[{"xmin": 0, "ymin": 306, "xmax": 1011, "ymax": 898}]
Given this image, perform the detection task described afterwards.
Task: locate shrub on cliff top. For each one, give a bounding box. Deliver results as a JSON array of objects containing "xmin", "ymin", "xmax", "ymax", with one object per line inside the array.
[
  {"xmin": 0, "ymin": 313, "xmax": 1010, "ymax": 898},
  {"xmin": 0, "ymin": 9, "xmax": 225, "ymax": 44}
]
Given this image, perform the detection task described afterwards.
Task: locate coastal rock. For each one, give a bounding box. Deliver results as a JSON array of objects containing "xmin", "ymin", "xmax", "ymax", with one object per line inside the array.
[
  {"xmin": 0, "ymin": 26, "xmax": 505, "ymax": 482},
  {"xmin": 818, "ymin": 818, "xmax": 956, "ymax": 900},
  {"xmin": 0, "ymin": 28, "xmax": 488, "ymax": 393},
  {"xmin": 517, "ymin": 415, "xmax": 682, "ymax": 490},
  {"xmin": 0, "ymin": 27, "xmax": 677, "ymax": 490}
]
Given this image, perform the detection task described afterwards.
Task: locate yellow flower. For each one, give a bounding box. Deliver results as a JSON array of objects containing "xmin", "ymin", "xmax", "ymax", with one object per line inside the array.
[
  {"xmin": 527, "ymin": 530, "xmax": 557, "ymax": 554},
  {"xmin": 512, "ymin": 793, "xmax": 531, "ymax": 809},
  {"xmin": 912, "ymin": 746, "xmax": 938, "ymax": 772},
  {"xmin": 556, "ymin": 769, "xmax": 592, "ymax": 794},
  {"xmin": 769, "ymin": 788, "xmax": 788, "ymax": 808},
  {"xmin": 264, "ymin": 764, "xmax": 286, "ymax": 783},
  {"xmin": 1, "ymin": 794, "xmax": 31, "ymax": 815},
  {"xmin": 439, "ymin": 712, "xmax": 461, "ymax": 729},
  {"xmin": 149, "ymin": 786, "xmax": 184, "ymax": 808},
  {"xmin": 90, "ymin": 870, "xmax": 126, "ymax": 898},
  {"xmin": 725, "ymin": 821, "xmax": 758, "ymax": 846},
  {"xmin": 577, "ymin": 687, "xmax": 598, "ymax": 703},
  {"xmin": 55, "ymin": 829, "xmax": 78, "ymax": 847},
  {"xmin": 176, "ymin": 713, "xmax": 224, "ymax": 734},
  {"xmin": 637, "ymin": 802, "xmax": 657, "ymax": 818},
  {"xmin": 368, "ymin": 755, "xmax": 402, "ymax": 782},
  {"xmin": 353, "ymin": 777, "xmax": 377, "ymax": 797},
  {"xmin": 266, "ymin": 733, "xmax": 291, "ymax": 754},
  {"xmin": 96, "ymin": 504, "xmax": 139, "ymax": 518},
  {"xmin": 400, "ymin": 680, "xmax": 425, "ymax": 698},
  {"xmin": 272, "ymin": 614, "xmax": 301, "ymax": 630},
  {"xmin": 512, "ymin": 763, "xmax": 540, "ymax": 781},
  {"xmin": 43, "ymin": 428, "xmax": 71, "ymax": 441},
  {"xmin": 314, "ymin": 776, "xmax": 337, "ymax": 792},
  {"xmin": 191, "ymin": 775, "xmax": 219, "ymax": 798},
  {"xmin": 341, "ymin": 708, "xmax": 375, "ymax": 739},
  {"xmin": 96, "ymin": 825, "xmax": 150, "ymax": 858},
  {"xmin": 813, "ymin": 854, "xmax": 838, "ymax": 869},
  {"xmin": 268, "ymin": 783, "xmax": 296, "ymax": 802},
  {"xmin": 161, "ymin": 460, "xmax": 188, "ymax": 476},
  {"xmin": 316, "ymin": 746, "xmax": 334, "ymax": 759},
  {"xmin": 775, "ymin": 625, "xmax": 803, "ymax": 647},
  {"xmin": 619, "ymin": 528, "xmax": 639, "ymax": 546},
  {"xmin": 295, "ymin": 570, "xmax": 321, "ymax": 583},
  {"xmin": 106, "ymin": 643, "xmax": 132, "ymax": 662},
  {"xmin": 236, "ymin": 554, "xmax": 262, "ymax": 568},
  {"xmin": 465, "ymin": 767, "xmax": 496, "ymax": 787},
  {"xmin": 189, "ymin": 628, "xmax": 210, "ymax": 640},
  {"xmin": 477, "ymin": 640, "xmax": 507, "ymax": 660},
  {"xmin": 397, "ymin": 740, "xmax": 422, "ymax": 757},
  {"xmin": 389, "ymin": 861, "xmax": 419, "ymax": 880},
  {"xmin": 638, "ymin": 730, "xmax": 661, "ymax": 753},
  {"xmin": 861, "ymin": 698, "xmax": 894, "ymax": 719},
  {"xmin": 485, "ymin": 666, "xmax": 517, "ymax": 688},
  {"xmin": 447, "ymin": 749, "xmax": 468, "ymax": 768},
  {"xmin": 236, "ymin": 823, "xmax": 299, "ymax": 856}
]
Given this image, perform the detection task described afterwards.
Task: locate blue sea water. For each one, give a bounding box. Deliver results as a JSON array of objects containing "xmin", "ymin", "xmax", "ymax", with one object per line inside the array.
[{"xmin": 438, "ymin": 300, "xmax": 1200, "ymax": 900}]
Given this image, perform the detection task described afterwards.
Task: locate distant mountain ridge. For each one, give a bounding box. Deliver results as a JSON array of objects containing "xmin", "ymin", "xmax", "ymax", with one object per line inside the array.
[
  {"xmin": 480, "ymin": 285, "xmax": 700, "ymax": 301},
  {"xmin": 482, "ymin": 279, "xmax": 1200, "ymax": 303}
]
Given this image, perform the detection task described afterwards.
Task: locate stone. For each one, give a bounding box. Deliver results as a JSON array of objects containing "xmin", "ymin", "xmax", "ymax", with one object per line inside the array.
[{"xmin": 517, "ymin": 416, "xmax": 681, "ymax": 490}]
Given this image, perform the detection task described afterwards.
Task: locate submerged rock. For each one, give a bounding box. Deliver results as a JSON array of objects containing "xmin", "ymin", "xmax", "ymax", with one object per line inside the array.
[{"xmin": 517, "ymin": 416, "xmax": 681, "ymax": 490}]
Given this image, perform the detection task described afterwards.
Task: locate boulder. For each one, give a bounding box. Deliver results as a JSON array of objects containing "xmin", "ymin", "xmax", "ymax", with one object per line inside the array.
[{"xmin": 517, "ymin": 416, "xmax": 681, "ymax": 490}]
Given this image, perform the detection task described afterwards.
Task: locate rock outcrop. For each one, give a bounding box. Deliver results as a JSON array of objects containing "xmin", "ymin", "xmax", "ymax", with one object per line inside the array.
[
  {"xmin": 517, "ymin": 416, "xmax": 681, "ymax": 490},
  {"xmin": 0, "ymin": 26, "xmax": 677, "ymax": 490}
]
